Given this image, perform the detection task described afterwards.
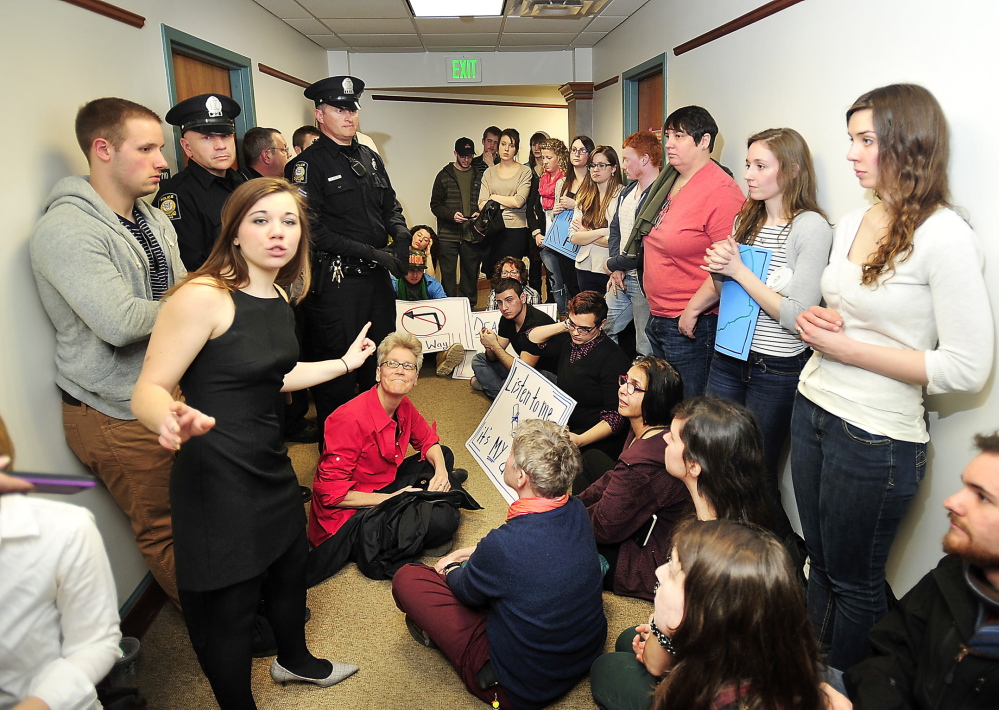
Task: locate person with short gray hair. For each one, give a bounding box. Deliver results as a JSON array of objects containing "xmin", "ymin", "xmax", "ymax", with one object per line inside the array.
[{"xmin": 392, "ymin": 418, "xmax": 606, "ymax": 710}]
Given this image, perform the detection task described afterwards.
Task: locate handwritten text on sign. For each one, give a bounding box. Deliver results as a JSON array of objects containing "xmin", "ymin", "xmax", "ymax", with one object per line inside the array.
[{"xmin": 466, "ymin": 359, "xmax": 575, "ymax": 504}]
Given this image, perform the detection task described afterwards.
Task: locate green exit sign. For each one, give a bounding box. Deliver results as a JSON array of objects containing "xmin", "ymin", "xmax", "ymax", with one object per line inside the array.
[{"xmin": 445, "ymin": 55, "xmax": 482, "ymax": 83}]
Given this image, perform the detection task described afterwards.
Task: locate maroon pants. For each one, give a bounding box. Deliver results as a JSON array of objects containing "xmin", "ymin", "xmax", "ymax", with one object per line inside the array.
[{"xmin": 392, "ymin": 563, "xmax": 517, "ymax": 709}]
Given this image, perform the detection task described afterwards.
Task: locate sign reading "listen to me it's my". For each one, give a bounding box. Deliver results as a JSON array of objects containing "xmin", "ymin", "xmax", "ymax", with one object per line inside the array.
[{"xmin": 445, "ymin": 55, "xmax": 482, "ymax": 83}]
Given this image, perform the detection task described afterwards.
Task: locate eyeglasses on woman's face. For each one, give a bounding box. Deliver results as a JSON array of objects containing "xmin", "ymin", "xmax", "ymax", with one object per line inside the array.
[
  {"xmin": 380, "ymin": 359, "xmax": 418, "ymax": 371},
  {"xmin": 588, "ymin": 162, "xmax": 612, "ymax": 170},
  {"xmin": 618, "ymin": 375, "xmax": 647, "ymax": 395},
  {"xmin": 570, "ymin": 147, "xmax": 590, "ymax": 156}
]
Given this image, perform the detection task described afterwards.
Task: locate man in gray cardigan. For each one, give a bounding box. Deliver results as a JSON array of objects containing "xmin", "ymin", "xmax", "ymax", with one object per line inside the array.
[{"xmin": 30, "ymin": 98, "xmax": 186, "ymax": 606}]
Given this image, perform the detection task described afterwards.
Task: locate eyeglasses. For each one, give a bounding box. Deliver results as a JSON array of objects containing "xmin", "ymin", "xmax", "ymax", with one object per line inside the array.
[
  {"xmin": 570, "ymin": 147, "xmax": 590, "ymax": 155},
  {"xmin": 564, "ymin": 317, "xmax": 596, "ymax": 334},
  {"xmin": 380, "ymin": 360, "xmax": 417, "ymax": 371},
  {"xmin": 588, "ymin": 162, "xmax": 612, "ymax": 170},
  {"xmin": 618, "ymin": 375, "xmax": 647, "ymax": 395},
  {"xmin": 269, "ymin": 146, "xmax": 292, "ymax": 157},
  {"xmin": 500, "ymin": 269, "xmax": 521, "ymax": 277}
]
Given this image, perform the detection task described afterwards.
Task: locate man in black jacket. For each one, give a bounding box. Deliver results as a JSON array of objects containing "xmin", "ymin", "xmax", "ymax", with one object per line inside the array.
[
  {"xmin": 286, "ymin": 75, "xmax": 410, "ymax": 433},
  {"xmin": 841, "ymin": 431, "xmax": 999, "ymax": 709},
  {"xmin": 430, "ymin": 137, "xmax": 483, "ymax": 301}
]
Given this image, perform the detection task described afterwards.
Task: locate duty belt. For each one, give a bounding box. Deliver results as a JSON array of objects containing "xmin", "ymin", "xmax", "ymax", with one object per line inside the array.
[{"xmin": 330, "ymin": 255, "xmax": 382, "ymax": 282}]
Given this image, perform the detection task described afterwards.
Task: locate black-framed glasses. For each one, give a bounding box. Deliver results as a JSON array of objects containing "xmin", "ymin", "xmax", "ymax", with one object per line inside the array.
[
  {"xmin": 564, "ymin": 317, "xmax": 596, "ymax": 334},
  {"xmin": 570, "ymin": 147, "xmax": 590, "ymax": 155},
  {"xmin": 380, "ymin": 359, "xmax": 417, "ymax": 371},
  {"xmin": 347, "ymin": 156, "xmax": 367, "ymax": 178},
  {"xmin": 588, "ymin": 162, "xmax": 612, "ymax": 170},
  {"xmin": 618, "ymin": 375, "xmax": 647, "ymax": 395}
]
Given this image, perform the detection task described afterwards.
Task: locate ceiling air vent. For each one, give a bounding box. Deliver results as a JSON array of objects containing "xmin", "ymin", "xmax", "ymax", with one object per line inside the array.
[{"xmin": 518, "ymin": 0, "xmax": 610, "ymax": 17}]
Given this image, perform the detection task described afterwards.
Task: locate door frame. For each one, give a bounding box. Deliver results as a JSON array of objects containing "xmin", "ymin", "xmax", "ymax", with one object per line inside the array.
[
  {"xmin": 622, "ymin": 54, "xmax": 666, "ymax": 141},
  {"xmin": 160, "ymin": 25, "xmax": 257, "ymax": 169}
]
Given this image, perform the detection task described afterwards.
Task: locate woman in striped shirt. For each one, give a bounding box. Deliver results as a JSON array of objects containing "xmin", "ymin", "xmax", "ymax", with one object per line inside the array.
[{"xmin": 695, "ymin": 128, "xmax": 832, "ymax": 541}]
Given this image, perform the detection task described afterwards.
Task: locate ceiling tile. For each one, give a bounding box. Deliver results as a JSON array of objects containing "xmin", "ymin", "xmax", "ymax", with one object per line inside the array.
[
  {"xmin": 426, "ymin": 45, "xmax": 497, "ymax": 52},
  {"xmin": 602, "ymin": 0, "xmax": 652, "ymax": 15},
  {"xmin": 414, "ymin": 17, "xmax": 504, "ymax": 33},
  {"xmin": 501, "ymin": 15, "xmax": 592, "ymax": 32},
  {"xmin": 421, "ymin": 33, "xmax": 498, "ymax": 47},
  {"xmin": 500, "ymin": 33, "xmax": 578, "ymax": 46},
  {"xmin": 284, "ymin": 18, "xmax": 329, "ymax": 34},
  {"xmin": 306, "ymin": 34, "xmax": 348, "ymax": 49},
  {"xmin": 499, "ymin": 45, "xmax": 570, "ymax": 52},
  {"xmin": 298, "ymin": 0, "xmax": 411, "ymax": 19},
  {"xmin": 251, "ymin": 0, "xmax": 312, "ymax": 19},
  {"xmin": 584, "ymin": 14, "xmax": 626, "ymax": 32},
  {"xmin": 571, "ymin": 32, "xmax": 605, "ymax": 47},
  {"xmin": 319, "ymin": 18, "xmax": 416, "ymax": 33},
  {"xmin": 339, "ymin": 34, "xmax": 424, "ymax": 48},
  {"xmin": 349, "ymin": 46, "xmax": 425, "ymax": 53}
]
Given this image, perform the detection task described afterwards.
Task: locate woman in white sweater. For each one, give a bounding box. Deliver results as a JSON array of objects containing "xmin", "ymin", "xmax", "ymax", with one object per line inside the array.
[
  {"xmin": 479, "ymin": 128, "xmax": 533, "ymax": 270},
  {"xmin": 569, "ymin": 145, "xmax": 624, "ymax": 294},
  {"xmin": 791, "ymin": 84, "xmax": 994, "ymax": 672}
]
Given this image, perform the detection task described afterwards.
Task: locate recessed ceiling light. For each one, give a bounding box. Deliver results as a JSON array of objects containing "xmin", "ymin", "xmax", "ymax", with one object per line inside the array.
[{"xmin": 409, "ymin": 1, "xmax": 506, "ymax": 17}]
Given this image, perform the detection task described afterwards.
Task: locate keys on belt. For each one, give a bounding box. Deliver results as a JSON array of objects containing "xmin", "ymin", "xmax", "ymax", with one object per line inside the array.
[{"xmin": 330, "ymin": 256, "xmax": 382, "ymax": 283}]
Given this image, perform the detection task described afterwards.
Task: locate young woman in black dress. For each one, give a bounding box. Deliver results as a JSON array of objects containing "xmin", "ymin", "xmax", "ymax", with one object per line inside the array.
[{"xmin": 133, "ymin": 178, "xmax": 375, "ymax": 710}]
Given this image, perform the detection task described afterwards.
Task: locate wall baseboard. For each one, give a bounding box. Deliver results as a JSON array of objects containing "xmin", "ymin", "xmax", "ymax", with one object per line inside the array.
[{"xmin": 119, "ymin": 574, "xmax": 168, "ymax": 640}]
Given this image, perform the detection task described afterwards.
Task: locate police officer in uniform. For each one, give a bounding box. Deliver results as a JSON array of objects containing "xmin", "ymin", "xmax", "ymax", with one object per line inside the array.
[
  {"xmin": 155, "ymin": 93, "xmax": 245, "ymax": 271},
  {"xmin": 287, "ymin": 75, "xmax": 411, "ymax": 434}
]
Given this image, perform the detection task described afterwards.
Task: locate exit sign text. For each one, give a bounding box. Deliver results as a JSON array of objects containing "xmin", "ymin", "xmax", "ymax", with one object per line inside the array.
[{"xmin": 445, "ymin": 55, "xmax": 482, "ymax": 83}]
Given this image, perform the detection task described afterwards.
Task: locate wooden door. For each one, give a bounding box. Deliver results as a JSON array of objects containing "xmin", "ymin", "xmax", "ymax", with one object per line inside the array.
[
  {"xmin": 170, "ymin": 51, "xmax": 237, "ymax": 168},
  {"xmin": 637, "ymin": 70, "xmax": 664, "ymax": 139}
]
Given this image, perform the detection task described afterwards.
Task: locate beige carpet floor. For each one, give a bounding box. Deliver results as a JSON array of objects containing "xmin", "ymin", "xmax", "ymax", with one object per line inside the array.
[{"xmin": 135, "ymin": 360, "xmax": 650, "ymax": 709}]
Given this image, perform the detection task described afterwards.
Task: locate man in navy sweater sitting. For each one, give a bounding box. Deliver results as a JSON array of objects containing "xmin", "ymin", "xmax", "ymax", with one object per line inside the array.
[{"xmin": 392, "ymin": 419, "xmax": 607, "ymax": 709}]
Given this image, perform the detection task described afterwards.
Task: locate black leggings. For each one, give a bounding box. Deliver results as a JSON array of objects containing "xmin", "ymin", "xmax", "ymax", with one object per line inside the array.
[{"xmin": 178, "ymin": 529, "xmax": 315, "ymax": 710}]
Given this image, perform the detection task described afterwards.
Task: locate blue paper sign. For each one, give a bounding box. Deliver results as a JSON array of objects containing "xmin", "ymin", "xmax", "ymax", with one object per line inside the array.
[
  {"xmin": 714, "ymin": 245, "xmax": 773, "ymax": 361},
  {"xmin": 541, "ymin": 210, "xmax": 578, "ymax": 259}
]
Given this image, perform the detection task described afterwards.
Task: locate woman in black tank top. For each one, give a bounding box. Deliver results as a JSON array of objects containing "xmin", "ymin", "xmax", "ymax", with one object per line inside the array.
[{"xmin": 133, "ymin": 178, "xmax": 375, "ymax": 709}]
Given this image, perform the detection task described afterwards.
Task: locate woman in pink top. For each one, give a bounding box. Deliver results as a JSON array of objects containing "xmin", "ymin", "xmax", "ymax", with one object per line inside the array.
[{"xmin": 642, "ymin": 106, "xmax": 744, "ymax": 398}]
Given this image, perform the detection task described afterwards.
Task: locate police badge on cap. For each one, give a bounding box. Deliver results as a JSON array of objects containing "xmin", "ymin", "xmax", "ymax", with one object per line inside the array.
[
  {"xmin": 304, "ymin": 76, "xmax": 365, "ymax": 110},
  {"xmin": 165, "ymin": 93, "xmax": 241, "ymax": 135}
]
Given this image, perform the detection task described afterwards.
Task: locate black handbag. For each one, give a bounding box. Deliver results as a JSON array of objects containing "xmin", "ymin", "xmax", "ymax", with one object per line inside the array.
[{"xmin": 471, "ymin": 199, "xmax": 504, "ymax": 243}]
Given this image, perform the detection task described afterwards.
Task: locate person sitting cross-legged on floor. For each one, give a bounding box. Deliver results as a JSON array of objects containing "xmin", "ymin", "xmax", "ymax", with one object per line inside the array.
[
  {"xmin": 392, "ymin": 419, "xmax": 607, "ymax": 710},
  {"xmin": 307, "ymin": 332, "xmax": 478, "ymax": 585},
  {"xmin": 470, "ymin": 277, "xmax": 558, "ymax": 398}
]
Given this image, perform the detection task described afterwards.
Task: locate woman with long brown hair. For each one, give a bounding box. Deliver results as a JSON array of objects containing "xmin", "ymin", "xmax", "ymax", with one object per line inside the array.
[
  {"xmin": 132, "ymin": 178, "xmax": 375, "ymax": 708},
  {"xmin": 690, "ymin": 127, "xmax": 832, "ymax": 541},
  {"xmin": 570, "ymin": 145, "xmax": 624, "ymax": 293},
  {"xmin": 792, "ymin": 84, "xmax": 993, "ymax": 670},
  {"xmin": 592, "ymin": 519, "xmax": 834, "ymax": 710}
]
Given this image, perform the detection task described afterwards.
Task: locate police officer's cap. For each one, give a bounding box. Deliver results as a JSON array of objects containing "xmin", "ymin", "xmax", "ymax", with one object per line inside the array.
[
  {"xmin": 166, "ymin": 94, "xmax": 241, "ymax": 135},
  {"xmin": 305, "ymin": 76, "xmax": 364, "ymax": 110}
]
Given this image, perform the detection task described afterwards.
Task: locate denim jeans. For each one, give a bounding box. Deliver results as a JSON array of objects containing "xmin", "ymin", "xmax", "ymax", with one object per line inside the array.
[
  {"xmin": 541, "ymin": 247, "xmax": 568, "ymax": 313},
  {"xmin": 790, "ymin": 393, "xmax": 926, "ymax": 671},
  {"xmin": 646, "ymin": 313, "xmax": 717, "ymax": 399},
  {"xmin": 605, "ymin": 271, "xmax": 651, "ymax": 356},
  {"xmin": 705, "ymin": 349, "xmax": 812, "ymax": 540},
  {"xmin": 470, "ymin": 352, "xmax": 507, "ymax": 398}
]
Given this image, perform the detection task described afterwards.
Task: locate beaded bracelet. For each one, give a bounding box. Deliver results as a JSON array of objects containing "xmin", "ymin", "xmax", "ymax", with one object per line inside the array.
[{"xmin": 648, "ymin": 618, "xmax": 677, "ymax": 656}]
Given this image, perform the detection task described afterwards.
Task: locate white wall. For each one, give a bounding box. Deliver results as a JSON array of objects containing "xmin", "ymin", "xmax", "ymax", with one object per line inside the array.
[
  {"xmin": 357, "ymin": 89, "xmax": 570, "ymax": 230},
  {"xmin": 0, "ymin": 0, "xmax": 327, "ymax": 606},
  {"xmin": 593, "ymin": 0, "xmax": 999, "ymax": 595}
]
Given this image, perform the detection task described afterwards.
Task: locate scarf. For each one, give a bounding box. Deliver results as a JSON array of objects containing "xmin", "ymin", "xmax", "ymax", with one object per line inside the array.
[
  {"xmin": 396, "ymin": 274, "xmax": 429, "ymax": 301},
  {"xmin": 506, "ymin": 494, "xmax": 569, "ymax": 520},
  {"xmin": 539, "ymin": 170, "xmax": 563, "ymax": 211}
]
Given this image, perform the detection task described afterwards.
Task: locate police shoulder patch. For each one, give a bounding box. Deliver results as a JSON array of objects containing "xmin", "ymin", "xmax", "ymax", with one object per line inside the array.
[
  {"xmin": 292, "ymin": 161, "xmax": 308, "ymax": 184},
  {"xmin": 157, "ymin": 193, "xmax": 180, "ymax": 220}
]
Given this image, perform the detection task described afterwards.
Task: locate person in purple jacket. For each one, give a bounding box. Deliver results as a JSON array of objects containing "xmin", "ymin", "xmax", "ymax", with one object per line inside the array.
[{"xmin": 392, "ymin": 419, "xmax": 606, "ymax": 710}]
